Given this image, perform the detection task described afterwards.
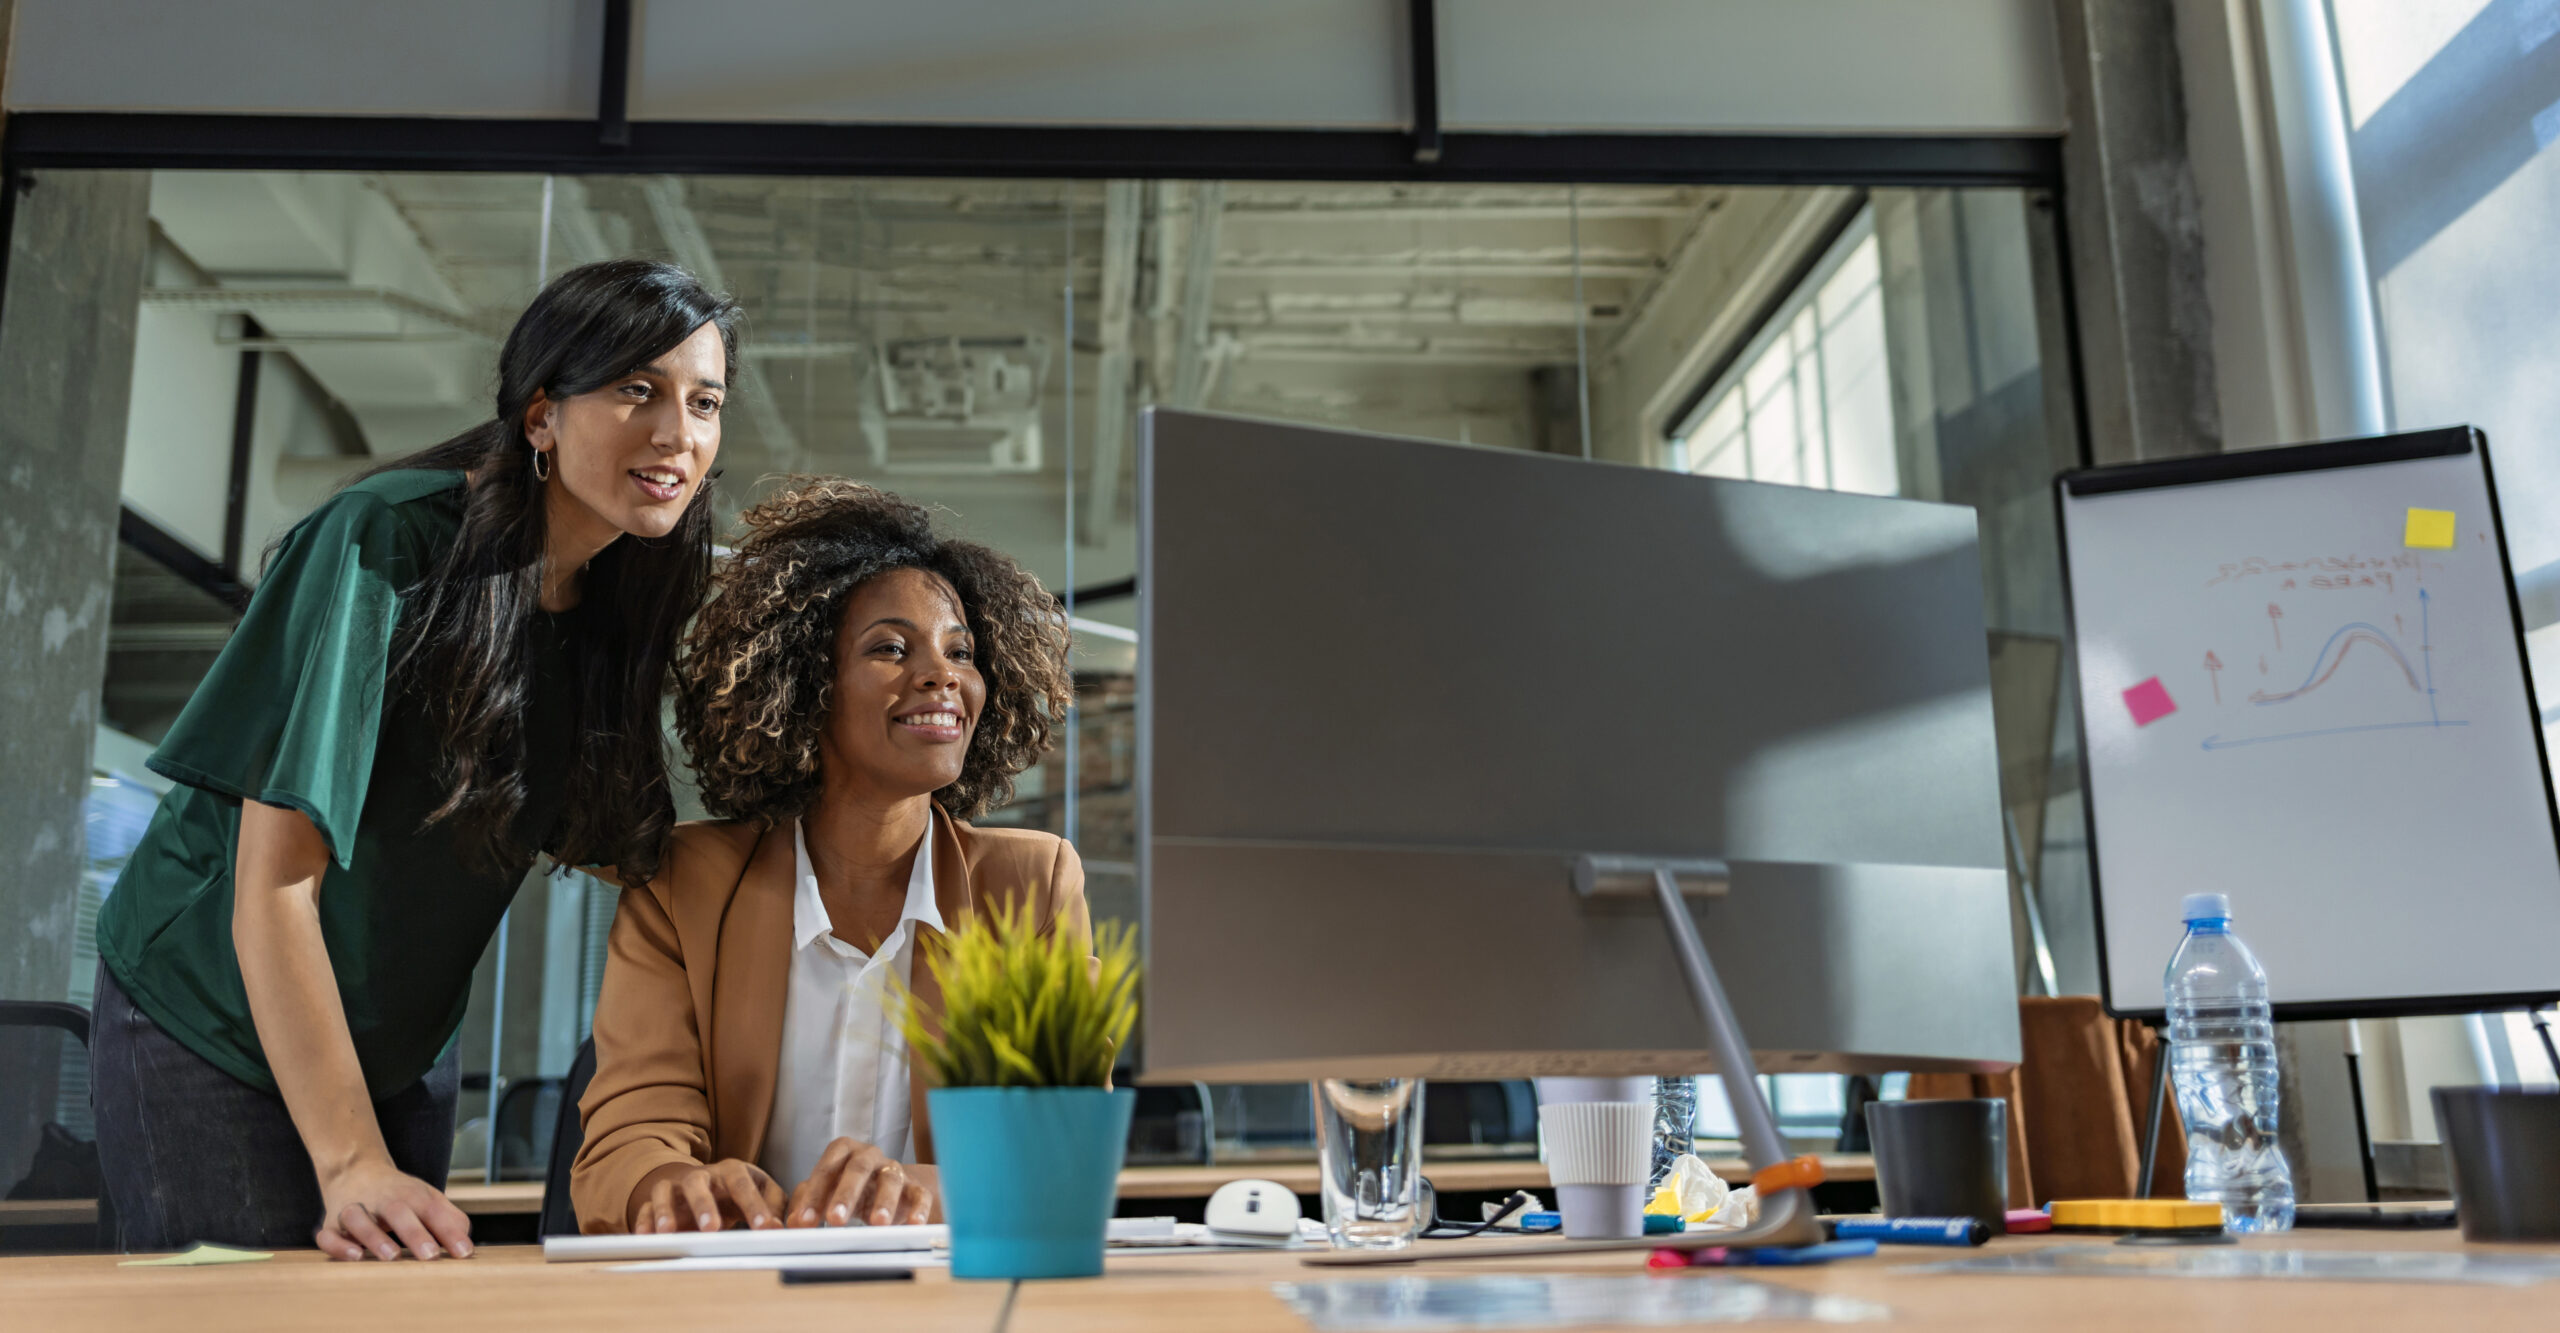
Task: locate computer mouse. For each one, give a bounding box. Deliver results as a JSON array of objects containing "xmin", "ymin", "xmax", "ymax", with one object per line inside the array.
[{"xmin": 1204, "ymin": 1179, "xmax": 1302, "ymax": 1243}]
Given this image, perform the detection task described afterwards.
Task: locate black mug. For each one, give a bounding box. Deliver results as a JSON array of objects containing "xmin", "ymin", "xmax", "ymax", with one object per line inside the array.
[
  {"xmin": 1865, "ymin": 1097, "xmax": 2008, "ymax": 1232},
  {"xmin": 2432, "ymin": 1086, "xmax": 2560, "ymax": 1242}
]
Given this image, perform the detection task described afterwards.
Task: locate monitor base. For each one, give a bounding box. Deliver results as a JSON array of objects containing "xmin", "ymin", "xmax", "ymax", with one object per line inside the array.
[{"xmin": 1305, "ymin": 861, "xmax": 1829, "ymax": 1265}]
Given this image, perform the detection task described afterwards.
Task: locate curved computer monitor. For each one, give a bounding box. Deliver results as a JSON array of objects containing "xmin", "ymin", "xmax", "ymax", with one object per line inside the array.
[{"xmin": 1135, "ymin": 409, "xmax": 2020, "ymax": 1082}]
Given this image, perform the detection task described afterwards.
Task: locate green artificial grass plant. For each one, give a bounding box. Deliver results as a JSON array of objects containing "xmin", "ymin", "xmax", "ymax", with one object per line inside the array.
[{"xmin": 896, "ymin": 896, "xmax": 1139, "ymax": 1089}]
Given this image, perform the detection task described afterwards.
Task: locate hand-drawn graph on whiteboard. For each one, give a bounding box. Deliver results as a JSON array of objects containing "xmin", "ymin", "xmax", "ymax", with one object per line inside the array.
[
  {"xmin": 2058, "ymin": 428, "xmax": 2560, "ymax": 1019},
  {"xmin": 2192, "ymin": 555, "xmax": 2465, "ymax": 750}
]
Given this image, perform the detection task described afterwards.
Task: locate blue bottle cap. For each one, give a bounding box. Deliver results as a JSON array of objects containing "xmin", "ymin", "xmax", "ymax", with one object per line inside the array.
[{"xmin": 2181, "ymin": 892, "xmax": 2231, "ymax": 923}]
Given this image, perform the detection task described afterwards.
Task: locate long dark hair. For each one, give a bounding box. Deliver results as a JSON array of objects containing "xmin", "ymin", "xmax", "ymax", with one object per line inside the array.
[{"xmin": 372, "ymin": 259, "xmax": 739, "ymax": 887}]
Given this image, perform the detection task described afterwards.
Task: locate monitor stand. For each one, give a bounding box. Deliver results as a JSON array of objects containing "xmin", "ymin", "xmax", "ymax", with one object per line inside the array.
[{"xmin": 1303, "ymin": 858, "xmax": 1827, "ymax": 1266}]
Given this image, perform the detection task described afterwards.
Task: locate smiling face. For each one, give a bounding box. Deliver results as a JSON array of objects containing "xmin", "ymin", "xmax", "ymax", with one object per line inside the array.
[
  {"xmin": 819, "ymin": 567, "xmax": 988, "ymax": 807},
  {"xmin": 524, "ymin": 319, "xmax": 727, "ymax": 550}
]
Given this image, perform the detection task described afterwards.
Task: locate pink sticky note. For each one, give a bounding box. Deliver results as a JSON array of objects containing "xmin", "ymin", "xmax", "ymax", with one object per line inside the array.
[{"xmin": 2122, "ymin": 676, "xmax": 2177, "ymax": 727}]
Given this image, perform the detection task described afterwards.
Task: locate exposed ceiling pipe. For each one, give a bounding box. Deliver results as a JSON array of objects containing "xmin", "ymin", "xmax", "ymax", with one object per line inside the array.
[
  {"xmin": 139, "ymin": 286, "xmax": 493, "ymax": 337},
  {"xmin": 1146, "ymin": 180, "xmax": 1183, "ymax": 404},
  {"xmin": 1170, "ymin": 182, "xmax": 1226, "ymax": 409},
  {"xmin": 1218, "ymin": 258, "xmax": 1657, "ymax": 279},
  {"xmin": 1082, "ymin": 180, "xmax": 1142, "ymax": 547},
  {"xmin": 548, "ymin": 177, "xmax": 616, "ymax": 271},
  {"xmin": 152, "ymin": 289, "xmax": 919, "ymax": 363},
  {"xmin": 641, "ymin": 176, "xmax": 807, "ymax": 472},
  {"xmin": 145, "ymin": 174, "xmax": 495, "ymax": 465},
  {"xmin": 1605, "ymin": 190, "xmax": 1729, "ymax": 359},
  {"xmin": 1199, "ymin": 332, "xmax": 1242, "ymax": 401}
]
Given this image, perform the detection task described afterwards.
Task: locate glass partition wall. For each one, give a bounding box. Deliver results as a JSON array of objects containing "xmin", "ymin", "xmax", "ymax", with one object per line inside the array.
[{"xmin": 17, "ymin": 167, "xmax": 2085, "ymax": 1187}]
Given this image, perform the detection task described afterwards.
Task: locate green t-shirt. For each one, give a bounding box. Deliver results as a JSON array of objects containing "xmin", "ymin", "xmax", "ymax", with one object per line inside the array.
[{"xmin": 98, "ymin": 468, "xmax": 577, "ymax": 1099}]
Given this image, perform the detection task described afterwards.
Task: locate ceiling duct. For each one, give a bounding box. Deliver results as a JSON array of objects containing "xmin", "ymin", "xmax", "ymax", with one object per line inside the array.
[{"xmin": 862, "ymin": 333, "xmax": 1049, "ymax": 476}]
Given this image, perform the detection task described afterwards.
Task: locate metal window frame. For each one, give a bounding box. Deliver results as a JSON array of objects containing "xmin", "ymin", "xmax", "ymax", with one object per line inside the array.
[
  {"xmin": 1670, "ymin": 200, "xmax": 1882, "ymax": 482},
  {"xmin": 2, "ymin": 113, "xmax": 2064, "ymax": 186}
]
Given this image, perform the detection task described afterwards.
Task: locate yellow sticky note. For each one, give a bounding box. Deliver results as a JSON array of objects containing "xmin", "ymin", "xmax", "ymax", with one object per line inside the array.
[
  {"xmin": 120, "ymin": 1243, "xmax": 273, "ymax": 1267},
  {"xmin": 2405, "ymin": 507, "xmax": 2457, "ymax": 549}
]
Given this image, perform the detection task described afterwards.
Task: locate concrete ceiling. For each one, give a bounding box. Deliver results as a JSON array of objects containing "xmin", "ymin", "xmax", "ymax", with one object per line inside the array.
[
  {"xmin": 125, "ymin": 171, "xmax": 1814, "ymax": 697},
  {"xmin": 146, "ymin": 172, "xmax": 1738, "ymax": 523}
]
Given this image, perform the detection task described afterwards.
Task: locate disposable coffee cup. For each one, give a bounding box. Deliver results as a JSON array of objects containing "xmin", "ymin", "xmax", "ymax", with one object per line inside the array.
[
  {"xmin": 1537, "ymin": 1098, "xmax": 1653, "ymax": 1240},
  {"xmin": 1865, "ymin": 1097, "xmax": 2007, "ymax": 1233},
  {"xmin": 2432, "ymin": 1086, "xmax": 2560, "ymax": 1242}
]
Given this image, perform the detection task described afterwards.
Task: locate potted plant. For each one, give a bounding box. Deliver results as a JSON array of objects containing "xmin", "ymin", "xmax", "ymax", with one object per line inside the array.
[{"xmin": 898, "ymin": 899, "xmax": 1139, "ymax": 1280}]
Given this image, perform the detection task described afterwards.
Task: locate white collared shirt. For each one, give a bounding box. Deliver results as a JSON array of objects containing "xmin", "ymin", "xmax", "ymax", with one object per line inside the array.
[{"xmin": 757, "ymin": 813, "xmax": 946, "ymax": 1190}]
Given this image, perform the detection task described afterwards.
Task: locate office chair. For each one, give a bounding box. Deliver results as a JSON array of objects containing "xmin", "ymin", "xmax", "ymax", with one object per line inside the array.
[
  {"xmin": 537, "ymin": 1037, "xmax": 596, "ymax": 1237},
  {"xmin": 491, "ymin": 1074, "xmax": 566, "ymax": 1182},
  {"xmin": 1422, "ymin": 1080, "xmax": 1540, "ymax": 1149},
  {"xmin": 1125, "ymin": 1080, "xmax": 1214, "ymax": 1165},
  {"xmin": 0, "ymin": 1000, "xmax": 117, "ymax": 1251}
]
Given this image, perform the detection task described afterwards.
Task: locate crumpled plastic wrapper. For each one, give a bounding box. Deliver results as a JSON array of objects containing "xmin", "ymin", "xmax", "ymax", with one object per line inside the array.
[{"xmin": 1645, "ymin": 1153, "xmax": 1759, "ymax": 1230}]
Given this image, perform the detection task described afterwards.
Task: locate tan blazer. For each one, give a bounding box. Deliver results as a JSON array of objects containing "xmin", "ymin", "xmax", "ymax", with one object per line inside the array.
[{"xmin": 569, "ymin": 812, "xmax": 1088, "ymax": 1234}]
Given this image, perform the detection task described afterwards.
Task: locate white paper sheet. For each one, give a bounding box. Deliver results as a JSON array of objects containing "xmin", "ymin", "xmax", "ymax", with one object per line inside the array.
[
  {"xmin": 545, "ymin": 1215, "xmax": 1177, "ymax": 1263},
  {"xmin": 607, "ymin": 1250, "xmax": 944, "ymax": 1274}
]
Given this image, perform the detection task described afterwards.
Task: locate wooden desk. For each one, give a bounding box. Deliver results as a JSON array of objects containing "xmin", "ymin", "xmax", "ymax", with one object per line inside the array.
[
  {"xmin": 445, "ymin": 1182, "xmax": 543, "ymax": 1217},
  {"xmin": 0, "ymin": 1199, "xmax": 95, "ymax": 1227},
  {"xmin": 10, "ymin": 1228, "xmax": 2555, "ymax": 1331}
]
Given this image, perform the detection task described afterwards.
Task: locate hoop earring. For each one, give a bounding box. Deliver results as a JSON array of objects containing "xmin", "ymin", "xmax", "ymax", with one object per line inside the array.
[{"xmin": 530, "ymin": 447, "xmax": 551, "ymax": 482}]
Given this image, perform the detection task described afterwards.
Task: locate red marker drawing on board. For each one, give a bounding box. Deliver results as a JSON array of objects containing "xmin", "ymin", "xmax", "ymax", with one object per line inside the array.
[
  {"xmin": 2267, "ymin": 602, "xmax": 2284, "ymax": 651},
  {"xmin": 2204, "ymin": 650, "xmax": 2223, "ymax": 704}
]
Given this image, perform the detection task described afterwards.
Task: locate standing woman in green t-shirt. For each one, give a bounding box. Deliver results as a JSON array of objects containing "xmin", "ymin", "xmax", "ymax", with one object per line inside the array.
[{"xmin": 92, "ymin": 259, "xmax": 736, "ymax": 1260}]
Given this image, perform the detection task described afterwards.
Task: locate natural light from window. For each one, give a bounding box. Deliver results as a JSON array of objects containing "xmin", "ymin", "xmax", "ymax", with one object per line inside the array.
[
  {"xmin": 1671, "ymin": 216, "xmax": 1896, "ymax": 499},
  {"xmin": 2330, "ymin": 0, "xmax": 2500, "ymax": 128},
  {"xmin": 2327, "ymin": 0, "xmax": 2560, "ymax": 1088}
]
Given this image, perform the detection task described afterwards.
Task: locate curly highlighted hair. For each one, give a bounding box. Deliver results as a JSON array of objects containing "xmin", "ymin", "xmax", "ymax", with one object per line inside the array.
[{"xmin": 675, "ymin": 477, "xmax": 1073, "ymax": 823}]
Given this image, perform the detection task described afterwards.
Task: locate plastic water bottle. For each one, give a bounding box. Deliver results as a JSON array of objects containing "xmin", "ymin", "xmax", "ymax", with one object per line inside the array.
[
  {"xmin": 2163, "ymin": 892, "xmax": 2295, "ymax": 1233},
  {"xmin": 1650, "ymin": 1076, "xmax": 1698, "ymax": 1189}
]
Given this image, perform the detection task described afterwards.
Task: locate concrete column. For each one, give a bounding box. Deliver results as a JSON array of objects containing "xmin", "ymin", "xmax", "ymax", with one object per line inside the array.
[
  {"xmin": 2176, "ymin": 0, "xmax": 2388, "ymax": 452},
  {"xmin": 0, "ymin": 170, "xmax": 152, "ymax": 1004},
  {"xmin": 2053, "ymin": 0, "xmax": 2223, "ymax": 464},
  {"xmin": 2072, "ymin": 4, "xmax": 2414, "ymax": 1204},
  {"xmin": 0, "ymin": 168, "xmax": 151, "ymax": 1188}
]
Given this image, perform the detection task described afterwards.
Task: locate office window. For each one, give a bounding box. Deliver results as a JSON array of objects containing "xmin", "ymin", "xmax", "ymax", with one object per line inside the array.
[
  {"xmin": 2326, "ymin": 0, "xmax": 2560, "ymax": 688},
  {"xmin": 2325, "ymin": 0, "xmax": 2560, "ymax": 1089},
  {"xmin": 1664, "ymin": 187, "xmax": 2083, "ymax": 1127},
  {"xmin": 1672, "ymin": 213, "xmax": 1896, "ymax": 498},
  {"xmin": 1690, "ymin": 1073, "xmax": 1876, "ymax": 1145}
]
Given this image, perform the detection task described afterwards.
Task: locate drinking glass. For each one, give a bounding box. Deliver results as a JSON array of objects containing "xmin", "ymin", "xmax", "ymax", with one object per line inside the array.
[{"xmin": 1311, "ymin": 1078, "xmax": 1425, "ymax": 1250}]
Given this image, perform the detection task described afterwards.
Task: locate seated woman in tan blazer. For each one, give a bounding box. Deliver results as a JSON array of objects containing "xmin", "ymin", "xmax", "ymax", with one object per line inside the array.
[{"xmin": 571, "ymin": 478, "xmax": 1080, "ymax": 1235}]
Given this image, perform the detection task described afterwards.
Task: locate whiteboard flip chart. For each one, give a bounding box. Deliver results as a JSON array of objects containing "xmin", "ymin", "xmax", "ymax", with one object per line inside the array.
[{"xmin": 2058, "ymin": 427, "xmax": 2560, "ymax": 1018}]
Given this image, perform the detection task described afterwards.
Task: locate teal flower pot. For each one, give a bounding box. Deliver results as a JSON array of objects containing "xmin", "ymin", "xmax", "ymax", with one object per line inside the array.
[{"xmin": 930, "ymin": 1086, "xmax": 1134, "ymax": 1280}]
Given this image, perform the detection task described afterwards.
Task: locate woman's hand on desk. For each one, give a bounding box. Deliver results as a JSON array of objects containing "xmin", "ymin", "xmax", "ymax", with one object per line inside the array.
[
  {"xmin": 316, "ymin": 1157, "xmax": 472, "ymax": 1261},
  {"xmin": 784, "ymin": 1138, "xmax": 937, "ymax": 1227},
  {"xmin": 629, "ymin": 1159, "xmax": 788, "ymax": 1234}
]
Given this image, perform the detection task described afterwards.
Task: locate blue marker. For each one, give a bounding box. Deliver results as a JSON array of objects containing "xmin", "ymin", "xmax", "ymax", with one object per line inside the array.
[
  {"xmin": 1736, "ymin": 1238, "xmax": 1879, "ymax": 1265},
  {"xmin": 1829, "ymin": 1216, "xmax": 1991, "ymax": 1246}
]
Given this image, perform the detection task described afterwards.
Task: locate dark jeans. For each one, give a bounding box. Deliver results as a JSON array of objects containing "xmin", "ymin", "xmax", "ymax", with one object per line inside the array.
[{"xmin": 88, "ymin": 962, "xmax": 459, "ymax": 1252}]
